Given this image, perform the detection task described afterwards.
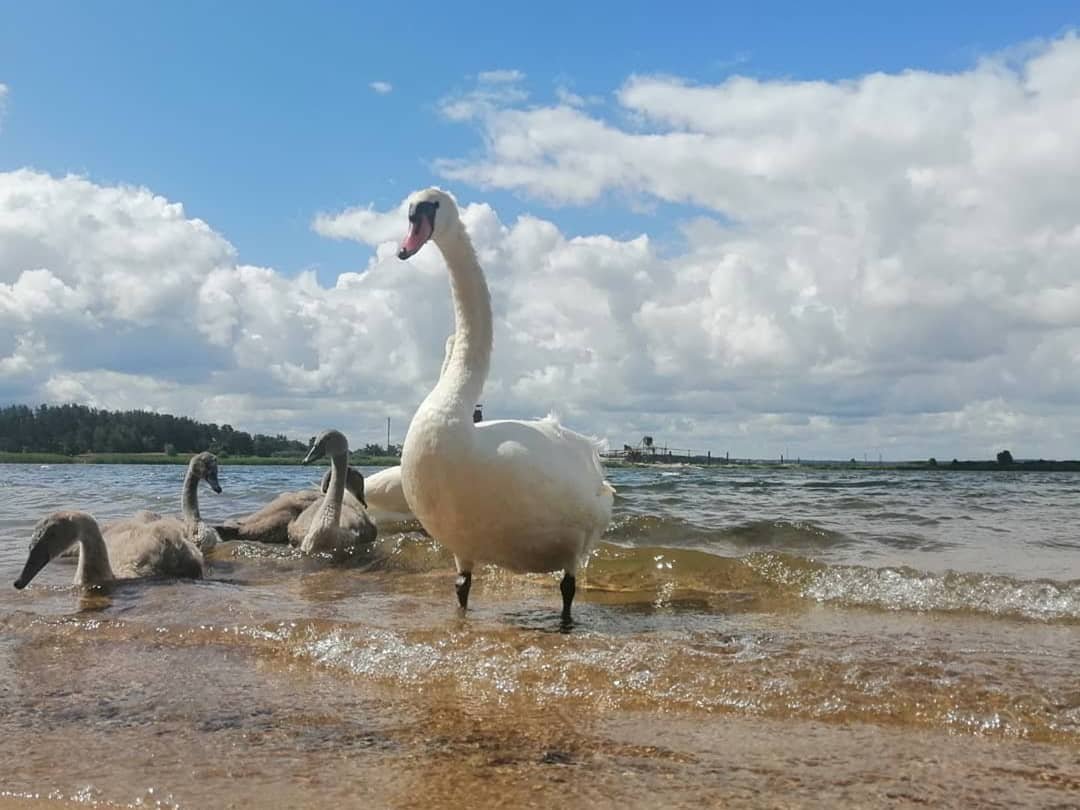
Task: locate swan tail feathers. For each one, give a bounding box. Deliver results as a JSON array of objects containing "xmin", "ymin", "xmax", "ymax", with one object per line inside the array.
[{"xmin": 580, "ymin": 431, "xmax": 613, "ymax": 495}]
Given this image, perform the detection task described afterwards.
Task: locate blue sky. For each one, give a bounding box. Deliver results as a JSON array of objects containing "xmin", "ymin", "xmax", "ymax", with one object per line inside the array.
[
  {"xmin": 3, "ymin": 1, "xmax": 1075, "ymax": 282},
  {"xmin": 2, "ymin": 3, "xmax": 1079, "ymax": 458}
]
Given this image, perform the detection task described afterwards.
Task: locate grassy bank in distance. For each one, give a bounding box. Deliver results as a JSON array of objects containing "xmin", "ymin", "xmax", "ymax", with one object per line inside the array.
[
  {"xmin": 0, "ymin": 452, "xmax": 402, "ymax": 466},
  {"xmin": 5, "ymin": 451, "xmax": 1078, "ymax": 472}
]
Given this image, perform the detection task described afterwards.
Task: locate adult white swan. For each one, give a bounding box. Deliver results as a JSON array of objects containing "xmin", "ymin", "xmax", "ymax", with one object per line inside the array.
[{"xmin": 396, "ymin": 187, "xmax": 615, "ymax": 623}]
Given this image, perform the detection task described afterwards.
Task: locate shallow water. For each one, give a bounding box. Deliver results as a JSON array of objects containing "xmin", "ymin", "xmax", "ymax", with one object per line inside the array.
[{"xmin": 1, "ymin": 463, "xmax": 1078, "ymax": 808}]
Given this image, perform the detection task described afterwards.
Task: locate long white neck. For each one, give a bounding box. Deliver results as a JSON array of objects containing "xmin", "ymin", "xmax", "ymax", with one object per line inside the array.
[
  {"xmin": 74, "ymin": 522, "xmax": 116, "ymax": 587},
  {"xmin": 304, "ymin": 454, "xmax": 346, "ymax": 549},
  {"xmin": 181, "ymin": 462, "xmax": 201, "ymax": 529},
  {"xmin": 431, "ymin": 219, "xmax": 492, "ymax": 415}
]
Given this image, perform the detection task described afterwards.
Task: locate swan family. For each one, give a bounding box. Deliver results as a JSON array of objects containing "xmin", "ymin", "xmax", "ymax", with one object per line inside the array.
[
  {"xmin": 15, "ymin": 438, "xmax": 376, "ymax": 587},
  {"xmin": 13, "ymin": 186, "xmax": 613, "ymax": 623}
]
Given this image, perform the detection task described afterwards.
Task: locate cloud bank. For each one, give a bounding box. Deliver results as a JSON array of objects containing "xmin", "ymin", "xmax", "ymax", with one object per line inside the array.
[
  {"xmin": 2, "ymin": 34, "xmax": 1079, "ymax": 459},
  {"xmin": 429, "ymin": 34, "xmax": 1080, "ymax": 458}
]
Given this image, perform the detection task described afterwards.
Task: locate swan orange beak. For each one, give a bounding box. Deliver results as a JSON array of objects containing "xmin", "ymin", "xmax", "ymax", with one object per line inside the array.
[{"xmin": 398, "ymin": 206, "xmax": 435, "ymax": 259}]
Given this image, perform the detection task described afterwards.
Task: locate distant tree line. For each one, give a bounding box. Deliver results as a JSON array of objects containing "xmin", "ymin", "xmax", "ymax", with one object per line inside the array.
[
  {"xmin": 0, "ymin": 404, "xmax": 309, "ymax": 457},
  {"xmin": 360, "ymin": 443, "xmax": 400, "ymax": 457}
]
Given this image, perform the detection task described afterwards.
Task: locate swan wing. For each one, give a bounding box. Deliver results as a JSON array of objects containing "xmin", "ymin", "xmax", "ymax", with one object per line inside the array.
[
  {"xmin": 340, "ymin": 503, "xmax": 378, "ymax": 546},
  {"xmin": 468, "ymin": 417, "xmax": 615, "ymax": 537},
  {"xmin": 287, "ymin": 499, "xmax": 320, "ymax": 546},
  {"xmin": 217, "ymin": 489, "xmax": 320, "ymax": 543},
  {"xmin": 103, "ymin": 517, "xmax": 204, "ymax": 579}
]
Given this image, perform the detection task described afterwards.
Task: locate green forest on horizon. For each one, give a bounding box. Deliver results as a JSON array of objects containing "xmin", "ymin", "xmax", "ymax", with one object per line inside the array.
[
  {"xmin": 1, "ymin": 403, "xmax": 1077, "ymax": 472},
  {"xmin": 0, "ymin": 403, "xmax": 311, "ymax": 458}
]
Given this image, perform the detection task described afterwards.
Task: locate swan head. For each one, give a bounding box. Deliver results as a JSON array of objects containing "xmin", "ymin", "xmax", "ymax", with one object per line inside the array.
[
  {"xmin": 303, "ymin": 428, "xmax": 350, "ymax": 464},
  {"xmin": 320, "ymin": 465, "xmax": 367, "ymax": 508},
  {"xmin": 398, "ymin": 187, "xmax": 459, "ymax": 260},
  {"xmin": 15, "ymin": 511, "xmax": 94, "ymax": 589},
  {"xmin": 190, "ymin": 451, "xmax": 223, "ymax": 494}
]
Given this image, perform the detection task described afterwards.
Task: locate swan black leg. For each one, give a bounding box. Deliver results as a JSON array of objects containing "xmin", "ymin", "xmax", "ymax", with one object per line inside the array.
[
  {"xmin": 560, "ymin": 572, "xmax": 576, "ymax": 626},
  {"xmin": 455, "ymin": 570, "xmax": 472, "ymax": 610}
]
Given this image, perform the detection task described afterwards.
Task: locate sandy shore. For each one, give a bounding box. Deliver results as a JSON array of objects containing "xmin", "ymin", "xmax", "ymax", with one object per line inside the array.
[
  {"xmin": 2, "ymin": 713, "xmax": 1077, "ymax": 809},
  {"xmin": 1, "ymin": 639, "xmax": 1077, "ymax": 810}
]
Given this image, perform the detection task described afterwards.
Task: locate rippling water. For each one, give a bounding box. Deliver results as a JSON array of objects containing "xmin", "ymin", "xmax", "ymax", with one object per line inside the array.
[{"xmin": 1, "ymin": 463, "xmax": 1078, "ymax": 808}]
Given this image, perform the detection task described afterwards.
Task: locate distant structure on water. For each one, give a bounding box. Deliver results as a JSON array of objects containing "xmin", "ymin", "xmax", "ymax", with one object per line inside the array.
[
  {"xmin": 473, "ymin": 404, "xmax": 483, "ymax": 423},
  {"xmin": 603, "ymin": 435, "xmax": 706, "ymax": 464}
]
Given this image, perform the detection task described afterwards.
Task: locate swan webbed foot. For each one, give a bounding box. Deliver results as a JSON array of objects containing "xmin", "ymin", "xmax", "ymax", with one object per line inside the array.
[
  {"xmin": 559, "ymin": 572, "xmax": 576, "ymax": 626},
  {"xmin": 455, "ymin": 570, "xmax": 472, "ymax": 610}
]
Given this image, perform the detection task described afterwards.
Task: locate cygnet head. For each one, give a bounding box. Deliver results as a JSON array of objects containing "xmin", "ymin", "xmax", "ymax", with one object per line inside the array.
[
  {"xmin": 303, "ymin": 429, "xmax": 350, "ymax": 465},
  {"xmin": 190, "ymin": 451, "xmax": 223, "ymax": 494},
  {"xmin": 397, "ymin": 187, "xmax": 460, "ymax": 260},
  {"xmin": 15, "ymin": 511, "xmax": 93, "ymax": 589},
  {"xmin": 320, "ymin": 465, "xmax": 367, "ymax": 508}
]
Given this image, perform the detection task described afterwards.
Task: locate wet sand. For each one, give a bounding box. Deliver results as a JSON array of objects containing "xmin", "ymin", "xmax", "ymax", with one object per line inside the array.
[{"xmin": 1, "ymin": 636, "xmax": 1077, "ymax": 809}]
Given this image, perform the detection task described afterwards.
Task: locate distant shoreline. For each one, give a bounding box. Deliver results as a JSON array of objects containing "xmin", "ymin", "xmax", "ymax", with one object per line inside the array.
[
  {"xmin": 603, "ymin": 458, "xmax": 1080, "ymax": 472},
  {"xmin": 3, "ymin": 451, "xmax": 1079, "ymax": 472},
  {"xmin": 0, "ymin": 452, "xmax": 401, "ymax": 466}
]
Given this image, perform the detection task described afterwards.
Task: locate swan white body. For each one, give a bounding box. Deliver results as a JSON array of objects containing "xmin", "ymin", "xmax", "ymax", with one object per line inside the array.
[
  {"xmin": 361, "ymin": 465, "xmax": 415, "ymax": 526},
  {"xmin": 396, "ymin": 188, "xmax": 614, "ymax": 621},
  {"xmin": 404, "ymin": 414, "xmax": 613, "ymax": 574}
]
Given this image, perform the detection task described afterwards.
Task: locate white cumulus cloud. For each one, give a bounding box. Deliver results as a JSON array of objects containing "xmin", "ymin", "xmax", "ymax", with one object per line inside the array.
[
  {"xmin": 4, "ymin": 34, "xmax": 1080, "ymax": 460},
  {"xmin": 424, "ymin": 32, "xmax": 1080, "ymax": 459},
  {"xmin": 369, "ymin": 81, "xmax": 393, "ymax": 95},
  {"xmin": 440, "ymin": 69, "xmax": 529, "ymax": 123},
  {"xmin": 312, "ymin": 203, "xmax": 404, "ymax": 246},
  {"xmin": 478, "ymin": 69, "xmax": 525, "ymax": 84}
]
